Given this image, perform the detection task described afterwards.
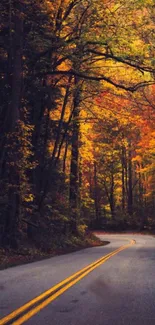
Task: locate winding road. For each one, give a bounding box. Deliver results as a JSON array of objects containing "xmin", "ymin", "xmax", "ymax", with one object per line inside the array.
[{"xmin": 0, "ymin": 234, "xmax": 155, "ymax": 325}]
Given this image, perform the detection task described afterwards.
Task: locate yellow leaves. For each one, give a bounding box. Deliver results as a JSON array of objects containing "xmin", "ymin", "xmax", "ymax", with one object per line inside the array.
[
  {"xmin": 130, "ymin": 39, "xmax": 146, "ymax": 56},
  {"xmin": 24, "ymin": 194, "xmax": 34, "ymax": 203},
  {"xmin": 133, "ymin": 155, "xmax": 142, "ymax": 163},
  {"xmin": 44, "ymin": 0, "xmax": 55, "ymax": 11},
  {"xmin": 144, "ymin": 191, "xmax": 152, "ymax": 198},
  {"xmin": 148, "ymin": 132, "xmax": 155, "ymax": 152},
  {"xmin": 77, "ymin": 224, "xmax": 88, "ymax": 236},
  {"xmin": 57, "ymin": 60, "xmax": 71, "ymax": 71}
]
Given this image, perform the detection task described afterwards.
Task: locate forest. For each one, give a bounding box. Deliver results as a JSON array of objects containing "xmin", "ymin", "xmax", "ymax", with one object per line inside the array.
[{"xmin": 0, "ymin": 0, "xmax": 155, "ymax": 253}]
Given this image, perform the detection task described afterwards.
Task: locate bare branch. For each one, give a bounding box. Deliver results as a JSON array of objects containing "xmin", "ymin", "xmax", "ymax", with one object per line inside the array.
[
  {"xmin": 85, "ymin": 49, "xmax": 155, "ymax": 73},
  {"xmin": 43, "ymin": 69, "xmax": 155, "ymax": 92}
]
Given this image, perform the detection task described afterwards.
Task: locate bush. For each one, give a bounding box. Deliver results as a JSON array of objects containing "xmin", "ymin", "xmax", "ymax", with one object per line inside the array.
[{"xmin": 77, "ymin": 224, "xmax": 88, "ymax": 237}]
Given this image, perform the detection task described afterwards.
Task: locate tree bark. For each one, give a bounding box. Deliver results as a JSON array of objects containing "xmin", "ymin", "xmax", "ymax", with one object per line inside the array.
[
  {"xmin": 94, "ymin": 161, "xmax": 100, "ymax": 226},
  {"xmin": 121, "ymin": 147, "xmax": 125, "ymax": 211},
  {"xmin": 69, "ymin": 77, "xmax": 81, "ymax": 234},
  {"xmin": 3, "ymin": 1, "xmax": 23, "ymax": 247},
  {"xmin": 63, "ymin": 137, "xmax": 69, "ymax": 173},
  {"xmin": 51, "ymin": 75, "xmax": 72, "ymax": 164},
  {"xmin": 109, "ymin": 169, "xmax": 115, "ymax": 220},
  {"xmin": 127, "ymin": 140, "xmax": 133, "ymax": 216}
]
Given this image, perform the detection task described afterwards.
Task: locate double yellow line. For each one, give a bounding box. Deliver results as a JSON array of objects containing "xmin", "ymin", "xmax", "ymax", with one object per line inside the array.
[{"xmin": 0, "ymin": 239, "xmax": 135, "ymax": 325}]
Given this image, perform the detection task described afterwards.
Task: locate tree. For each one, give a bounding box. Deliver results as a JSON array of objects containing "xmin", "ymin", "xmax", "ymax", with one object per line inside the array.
[{"xmin": 0, "ymin": 0, "xmax": 155, "ymax": 247}]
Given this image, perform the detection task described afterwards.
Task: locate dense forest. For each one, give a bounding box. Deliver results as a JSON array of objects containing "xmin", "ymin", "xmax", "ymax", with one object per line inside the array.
[{"xmin": 0, "ymin": 0, "xmax": 155, "ymax": 251}]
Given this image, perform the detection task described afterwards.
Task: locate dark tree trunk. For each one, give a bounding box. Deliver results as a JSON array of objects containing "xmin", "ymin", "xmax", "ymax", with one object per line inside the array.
[
  {"xmin": 94, "ymin": 161, "xmax": 100, "ymax": 225},
  {"xmin": 37, "ymin": 77, "xmax": 72, "ymax": 210},
  {"xmin": 69, "ymin": 77, "xmax": 81, "ymax": 234},
  {"xmin": 51, "ymin": 75, "xmax": 72, "ymax": 164},
  {"xmin": 3, "ymin": 1, "xmax": 23, "ymax": 247},
  {"xmin": 109, "ymin": 170, "xmax": 115, "ymax": 220},
  {"xmin": 63, "ymin": 137, "xmax": 69, "ymax": 173},
  {"xmin": 138, "ymin": 164, "xmax": 147, "ymax": 228},
  {"xmin": 8, "ymin": 4, "xmax": 23, "ymax": 130},
  {"xmin": 55, "ymin": 108, "xmax": 74, "ymax": 164},
  {"xmin": 124, "ymin": 147, "xmax": 128, "ymax": 207},
  {"xmin": 103, "ymin": 172, "xmax": 115, "ymax": 221},
  {"xmin": 121, "ymin": 147, "xmax": 125, "ymax": 211},
  {"xmin": 127, "ymin": 141, "xmax": 133, "ymax": 216},
  {"xmin": 89, "ymin": 164, "xmax": 93, "ymax": 197}
]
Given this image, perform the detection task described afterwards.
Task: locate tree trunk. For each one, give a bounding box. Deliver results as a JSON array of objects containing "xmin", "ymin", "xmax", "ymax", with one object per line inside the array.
[
  {"xmin": 3, "ymin": 1, "xmax": 23, "ymax": 247},
  {"xmin": 8, "ymin": 4, "xmax": 23, "ymax": 130},
  {"xmin": 109, "ymin": 170, "xmax": 115, "ymax": 220},
  {"xmin": 127, "ymin": 141, "xmax": 133, "ymax": 216},
  {"xmin": 94, "ymin": 161, "xmax": 100, "ymax": 227},
  {"xmin": 69, "ymin": 77, "xmax": 81, "ymax": 234},
  {"xmin": 38, "ymin": 77, "xmax": 72, "ymax": 210},
  {"xmin": 138, "ymin": 164, "xmax": 147, "ymax": 229},
  {"xmin": 124, "ymin": 147, "xmax": 128, "ymax": 208},
  {"xmin": 51, "ymin": 75, "xmax": 72, "ymax": 164},
  {"xmin": 63, "ymin": 137, "xmax": 69, "ymax": 173},
  {"xmin": 121, "ymin": 147, "xmax": 125, "ymax": 211}
]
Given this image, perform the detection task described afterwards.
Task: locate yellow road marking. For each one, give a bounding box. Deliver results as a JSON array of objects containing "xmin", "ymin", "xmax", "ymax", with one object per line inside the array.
[
  {"xmin": 0, "ymin": 245, "xmax": 128, "ymax": 325},
  {"xmin": 0, "ymin": 240, "xmax": 135, "ymax": 325}
]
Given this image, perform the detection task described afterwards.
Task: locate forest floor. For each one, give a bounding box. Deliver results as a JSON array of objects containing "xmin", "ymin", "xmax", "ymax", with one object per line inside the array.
[{"xmin": 0, "ymin": 232, "xmax": 109, "ymax": 270}]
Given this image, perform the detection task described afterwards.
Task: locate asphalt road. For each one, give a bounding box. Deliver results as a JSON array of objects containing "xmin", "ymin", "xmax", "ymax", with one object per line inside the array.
[{"xmin": 0, "ymin": 234, "xmax": 155, "ymax": 325}]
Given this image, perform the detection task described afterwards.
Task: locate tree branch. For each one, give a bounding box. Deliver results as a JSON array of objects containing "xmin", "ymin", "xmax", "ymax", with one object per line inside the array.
[
  {"xmin": 43, "ymin": 70, "xmax": 154, "ymax": 92},
  {"xmin": 84, "ymin": 49, "xmax": 155, "ymax": 73}
]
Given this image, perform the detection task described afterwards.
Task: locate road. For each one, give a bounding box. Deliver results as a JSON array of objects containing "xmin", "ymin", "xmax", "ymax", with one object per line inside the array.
[{"xmin": 0, "ymin": 234, "xmax": 155, "ymax": 325}]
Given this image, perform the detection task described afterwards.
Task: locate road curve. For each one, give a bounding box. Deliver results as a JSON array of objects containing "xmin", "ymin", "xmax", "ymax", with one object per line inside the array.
[{"xmin": 0, "ymin": 234, "xmax": 155, "ymax": 325}]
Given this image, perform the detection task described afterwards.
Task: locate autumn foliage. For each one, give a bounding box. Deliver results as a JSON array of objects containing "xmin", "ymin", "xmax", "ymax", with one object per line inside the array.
[{"xmin": 0, "ymin": 0, "xmax": 155, "ymax": 249}]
